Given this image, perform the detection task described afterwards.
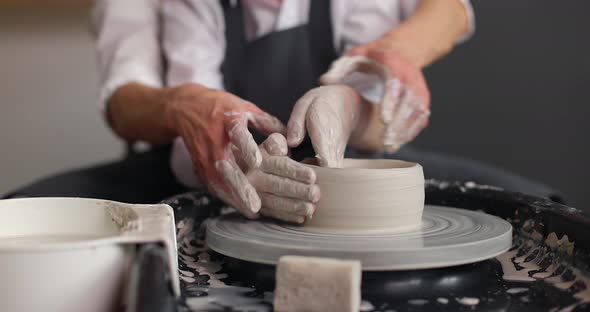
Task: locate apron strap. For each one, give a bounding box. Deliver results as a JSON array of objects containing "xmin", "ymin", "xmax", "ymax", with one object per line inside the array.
[
  {"xmin": 220, "ymin": 0, "xmax": 247, "ymax": 93},
  {"xmin": 308, "ymin": 0, "xmax": 337, "ymax": 79}
]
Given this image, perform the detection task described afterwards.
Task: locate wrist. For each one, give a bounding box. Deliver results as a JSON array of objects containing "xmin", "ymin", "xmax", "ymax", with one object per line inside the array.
[
  {"xmin": 163, "ymin": 83, "xmax": 209, "ymax": 134},
  {"xmin": 106, "ymin": 82, "xmax": 178, "ymax": 144},
  {"xmin": 380, "ymin": 30, "xmax": 432, "ymax": 69},
  {"xmin": 380, "ymin": 0, "xmax": 470, "ymax": 68}
]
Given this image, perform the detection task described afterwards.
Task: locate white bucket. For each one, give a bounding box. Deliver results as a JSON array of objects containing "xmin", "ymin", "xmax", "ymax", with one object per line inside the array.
[{"xmin": 0, "ymin": 197, "xmax": 180, "ymax": 312}]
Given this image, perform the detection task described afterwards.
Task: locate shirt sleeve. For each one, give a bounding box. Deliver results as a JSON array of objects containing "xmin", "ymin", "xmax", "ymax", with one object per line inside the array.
[
  {"xmin": 161, "ymin": 0, "xmax": 226, "ymax": 90},
  {"xmin": 91, "ymin": 0, "xmax": 164, "ymax": 111},
  {"xmin": 337, "ymin": 1, "xmax": 405, "ymax": 54}
]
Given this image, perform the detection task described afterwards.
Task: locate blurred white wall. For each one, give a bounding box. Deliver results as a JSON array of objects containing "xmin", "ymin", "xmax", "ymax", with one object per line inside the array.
[{"xmin": 0, "ymin": 9, "xmax": 122, "ymax": 195}]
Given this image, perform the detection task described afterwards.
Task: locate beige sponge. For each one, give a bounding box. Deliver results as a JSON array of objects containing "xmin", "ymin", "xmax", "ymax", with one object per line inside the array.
[{"xmin": 274, "ymin": 255, "xmax": 361, "ymax": 312}]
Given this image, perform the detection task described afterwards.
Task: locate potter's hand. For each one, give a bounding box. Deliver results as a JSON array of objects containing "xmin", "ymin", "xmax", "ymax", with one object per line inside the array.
[
  {"xmin": 286, "ymin": 85, "xmax": 365, "ymax": 168},
  {"xmin": 166, "ymin": 83, "xmax": 285, "ymax": 218},
  {"xmin": 320, "ymin": 52, "xmax": 430, "ymax": 153},
  {"xmin": 248, "ymin": 133, "xmax": 320, "ymax": 224}
]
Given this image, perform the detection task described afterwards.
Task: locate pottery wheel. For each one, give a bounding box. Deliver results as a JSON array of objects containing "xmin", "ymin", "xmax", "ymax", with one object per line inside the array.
[{"xmin": 206, "ymin": 205, "xmax": 512, "ymax": 270}]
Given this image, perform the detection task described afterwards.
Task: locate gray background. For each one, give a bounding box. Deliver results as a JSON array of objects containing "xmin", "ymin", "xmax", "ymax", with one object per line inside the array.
[
  {"xmin": 0, "ymin": 9, "xmax": 123, "ymax": 197},
  {"xmin": 0, "ymin": 2, "xmax": 588, "ymax": 209},
  {"xmin": 415, "ymin": 0, "xmax": 589, "ymax": 209}
]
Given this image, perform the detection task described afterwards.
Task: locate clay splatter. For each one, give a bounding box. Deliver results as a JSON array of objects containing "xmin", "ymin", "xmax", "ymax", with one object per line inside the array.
[
  {"xmin": 359, "ymin": 300, "xmax": 375, "ymax": 311},
  {"xmin": 436, "ymin": 297, "xmax": 449, "ymax": 304},
  {"xmin": 426, "ymin": 179, "xmax": 503, "ymax": 192},
  {"xmin": 496, "ymin": 218, "xmax": 590, "ymax": 311},
  {"xmin": 506, "ymin": 287, "xmax": 529, "ymax": 294},
  {"xmin": 456, "ymin": 297, "xmax": 479, "ymax": 306},
  {"xmin": 408, "ymin": 299, "xmax": 429, "ymax": 305},
  {"xmin": 176, "ymin": 217, "xmax": 228, "ymax": 288}
]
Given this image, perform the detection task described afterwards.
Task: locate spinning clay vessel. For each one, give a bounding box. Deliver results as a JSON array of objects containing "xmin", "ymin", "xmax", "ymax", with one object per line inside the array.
[{"xmin": 304, "ymin": 159, "xmax": 425, "ymax": 233}]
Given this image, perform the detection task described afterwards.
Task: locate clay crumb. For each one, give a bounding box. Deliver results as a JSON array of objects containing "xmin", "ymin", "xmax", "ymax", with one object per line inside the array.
[
  {"xmin": 456, "ymin": 297, "xmax": 480, "ymax": 306},
  {"xmin": 359, "ymin": 300, "xmax": 375, "ymax": 311},
  {"xmin": 408, "ymin": 299, "xmax": 429, "ymax": 305},
  {"xmin": 437, "ymin": 297, "xmax": 449, "ymax": 304},
  {"xmin": 507, "ymin": 287, "xmax": 529, "ymax": 294}
]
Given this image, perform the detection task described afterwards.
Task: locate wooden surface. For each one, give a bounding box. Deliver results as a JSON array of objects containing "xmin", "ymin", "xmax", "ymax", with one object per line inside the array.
[{"xmin": 0, "ymin": 0, "xmax": 92, "ymax": 8}]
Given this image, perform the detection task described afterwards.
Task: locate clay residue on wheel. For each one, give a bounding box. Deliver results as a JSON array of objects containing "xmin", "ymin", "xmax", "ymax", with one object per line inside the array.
[{"xmin": 496, "ymin": 217, "xmax": 590, "ymax": 310}]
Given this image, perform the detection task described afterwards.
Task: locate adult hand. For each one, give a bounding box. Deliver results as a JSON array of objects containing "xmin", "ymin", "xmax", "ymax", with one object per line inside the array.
[
  {"xmin": 320, "ymin": 49, "xmax": 431, "ymax": 153},
  {"xmin": 286, "ymin": 85, "xmax": 366, "ymax": 168},
  {"xmin": 248, "ymin": 133, "xmax": 320, "ymax": 224},
  {"xmin": 165, "ymin": 83, "xmax": 285, "ymax": 218}
]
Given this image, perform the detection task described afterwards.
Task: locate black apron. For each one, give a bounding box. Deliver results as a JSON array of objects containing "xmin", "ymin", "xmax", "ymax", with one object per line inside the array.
[{"xmin": 220, "ymin": 0, "xmax": 336, "ymax": 160}]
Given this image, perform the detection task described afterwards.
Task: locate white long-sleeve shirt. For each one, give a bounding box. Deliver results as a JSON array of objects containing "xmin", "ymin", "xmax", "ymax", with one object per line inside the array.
[{"xmin": 92, "ymin": 0, "xmax": 475, "ymax": 187}]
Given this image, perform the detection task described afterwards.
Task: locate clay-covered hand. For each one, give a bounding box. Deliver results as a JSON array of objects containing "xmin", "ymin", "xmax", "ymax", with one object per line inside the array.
[
  {"xmin": 247, "ymin": 133, "xmax": 320, "ymax": 224},
  {"xmin": 320, "ymin": 51, "xmax": 431, "ymax": 153},
  {"xmin": 166, "ymin": 83, "xmax": 285, "ymax": 218},
  {"xmin": 286, "ymin": 85, "xmax": 365, "ymax": 168}
]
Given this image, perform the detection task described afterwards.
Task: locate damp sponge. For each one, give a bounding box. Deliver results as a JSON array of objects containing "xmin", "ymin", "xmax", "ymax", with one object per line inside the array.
[{"xmin": 274, "ymin": 255, "xmax": 361, "ymax": 312}]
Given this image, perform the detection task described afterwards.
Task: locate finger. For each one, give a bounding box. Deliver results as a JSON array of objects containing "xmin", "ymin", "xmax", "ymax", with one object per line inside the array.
[
  {"xmin": 259, "ymin": 193, "xmax": 315, "ymax": 217},
  {"xmin": 319, "ymin": 56, "xmax": 362, "ymax": 85},
  {"xmin": 261, "ymin": 155, "xmax": 316, "ymax": 184},
  {"xmin": 250, "ymin": 111, "xmax": 287, "ymax": 136},
  {"xmin": 215, "ymin": 159, "xmax": 261, "ymax": 214},
  {"xmin": 286, "ymin": 91, "xmax": 315, "ymax": 147},
  {"xmin": 260, "ymin": 133, "xmax": 288, "ymax": 157},
  {"xmin": 383, "ymin": 123, "xmax": 401, "ymax": 154},
  {"xmin": 230, "ymin": 143, "xmax": 248, "ymax": 172},
  {"xmin": 345, "ymin": 45, "xmax": 368, "ymax": 57},
  {"xmin": 400, "ymin": 107, "xmax": 430, "ymax": 143},
  {"xmin": 319, "ymin": 56, "xmax": 388, "ymax": 85},
  {"xmin": 381, "ymin": 78, "xmax": 403, "ymax": 124},
  {"xmin": 260, "ymin": 207, "xmax": 305, "ymax": 224},
  {"xmin": 226, "ymin": 120, "xmax": 262, "ymax": 170},
  {"xmin": 208, "ymin": 183, "xmax": 259, "ymax": 219},
  {"xmin": 383, "ymin": 90, "xmax": 421, "ymax": 151},
  {"xmin": 239, "ymin": 100, "xmax": 287, "ymax": 135},
  {"xmin": 306, "ymin": 104, "xmax": 346, "ymax": 168},
  {"xmin": 392, "ymin": 90, "xmax": 420, "ymax": 136},
  {"xmin": 248, "ymin": 170, "xmax": 320, "ymax": 203}
]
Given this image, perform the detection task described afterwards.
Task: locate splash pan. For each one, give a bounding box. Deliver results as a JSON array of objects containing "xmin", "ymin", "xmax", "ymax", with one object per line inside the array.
[{"xmin": 0, "ymin": 197, "xmax": 180, "ymax": 312}]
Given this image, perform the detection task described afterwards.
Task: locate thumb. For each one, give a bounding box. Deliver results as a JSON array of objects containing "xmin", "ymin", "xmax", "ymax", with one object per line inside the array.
[
  {"xmin": 286, "ymin": 91, "xmax": 315, "ymax": 148},
  {"xmin": 305, "ymin": 104, "xmax": 347, "ymax": 168}
]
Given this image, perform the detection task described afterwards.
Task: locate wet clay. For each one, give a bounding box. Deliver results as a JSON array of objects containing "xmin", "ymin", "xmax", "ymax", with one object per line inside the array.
[
  {"xmin": 303, "ymin": 159, "xmax": 425, "ymax": 232},
  {"xmin": 496, "ymin": 218, "xmax": 590, "ymax": 311}
]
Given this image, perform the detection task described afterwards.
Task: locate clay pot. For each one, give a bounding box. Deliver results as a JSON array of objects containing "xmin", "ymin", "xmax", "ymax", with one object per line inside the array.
[{"xmin": 303, "ymin": 159, "xmax": 425, "ymax": 232}]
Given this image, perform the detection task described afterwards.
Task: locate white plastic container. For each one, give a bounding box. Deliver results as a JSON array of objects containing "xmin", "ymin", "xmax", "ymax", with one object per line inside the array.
[{"xmin": 0, "ymin": 197, "xmax": 179, "ymax": 312}]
